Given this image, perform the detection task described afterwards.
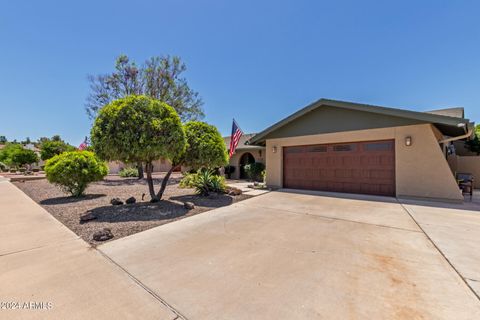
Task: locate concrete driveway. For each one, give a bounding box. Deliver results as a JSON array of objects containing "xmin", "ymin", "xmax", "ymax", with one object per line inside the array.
[{"xmin": 100, "ymin": 190, "xmax": 480, "ymax": 319}]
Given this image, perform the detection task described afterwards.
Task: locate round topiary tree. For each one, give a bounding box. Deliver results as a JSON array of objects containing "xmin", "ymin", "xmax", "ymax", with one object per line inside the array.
[
  {"xmin": 91, "ymin": 95, "xmax": 186, "ymax": 202},
  {"xmin": 45, "ymin": 151, "xmax": 108, "ymax": 197},
  {"xmin": 181, "ymin": 121, "xmax": 229, "ymax": 170},
  {"xmin": 175, "ymin": 121, "xmax": 228, "ymax": 195}
]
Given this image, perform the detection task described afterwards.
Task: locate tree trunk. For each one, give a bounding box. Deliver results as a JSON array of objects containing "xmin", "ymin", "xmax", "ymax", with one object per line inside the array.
[
  {"xmin": 145, "ymin": 161, "xmax": 159, "ymax": 202},
  {"xmin": 156, "ymin": 164, "xmax": 178, "ymax": 200},
  {"xmin": 137, "ymin": 162, "xmax": 144, "ymax": 179}
]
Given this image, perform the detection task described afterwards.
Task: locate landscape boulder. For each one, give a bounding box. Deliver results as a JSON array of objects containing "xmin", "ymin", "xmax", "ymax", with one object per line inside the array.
[
  {"xmin": 184, "ymin": 201, "xmax": 195, "ymax": 210},
  {"xmin": 227, "ymin": 187, "xmax": 242, "ymax": 196},
  {"xmin": 92, "ymin": 228, "xmax": 114, "ymax": 241},
  {"xmin": 80, "ymin": 211, "xmax": 96, "ymax": 223},
  {"xmin": 110, "ymin": 198, "xmax": 123, "ymax": 205},
  {"xmin": 125, "ymin": 196, "xmax": 136, "ymax": 204}
]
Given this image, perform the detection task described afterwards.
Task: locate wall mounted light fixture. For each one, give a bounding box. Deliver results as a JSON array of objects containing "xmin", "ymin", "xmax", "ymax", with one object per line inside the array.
[
  {"xmin": 272, "ymin": 146, "xmax": 277, "ymax": 153},
  {"xmin": 405, "ymin": 136, "xmax": 412, "ymax": 146}
]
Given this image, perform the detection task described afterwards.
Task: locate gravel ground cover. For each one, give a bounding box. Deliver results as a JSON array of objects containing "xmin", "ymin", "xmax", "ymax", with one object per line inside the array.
[{"xmin": 13, "ymin": 173, "xmax": 251, "ymax": 245}]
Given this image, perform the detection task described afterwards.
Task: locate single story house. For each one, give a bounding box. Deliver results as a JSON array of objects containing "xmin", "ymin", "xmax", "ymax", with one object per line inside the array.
[
  {"xmin": 224, "ymin": 133, "xmax": 265, "ymax": 179},
  {"xmin": 247, "ymin": 98, "xmax": 474, "ymax": 202},
  {"xmin": 109, "ymin": 134, "xmax": 267, "ymax": 176}
]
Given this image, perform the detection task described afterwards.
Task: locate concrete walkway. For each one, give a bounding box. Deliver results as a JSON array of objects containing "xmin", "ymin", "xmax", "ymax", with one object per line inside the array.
[
  {"xmin": 100, "ymin": 190, "xmax": 480, "ymax": 319},
  {"xmin": 400, "ymin": 197, "xmax": 480, "ymax": 297},
  {"xmin": 0, "ymin": 180, "xmax": 177, "ymax": 320},
  {"xmin": 226, "ymin": 180, "xmax": 270, "ymax": 196}
]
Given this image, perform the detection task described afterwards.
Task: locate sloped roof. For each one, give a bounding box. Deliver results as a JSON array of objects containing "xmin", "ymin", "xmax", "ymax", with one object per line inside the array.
[
  {"xmin": 426, "ymin": 107, "xmax": 464, "ymax": 118},
  {"xmin": 248, "ymin": 98, "xmax": 473, "ymax": 145},
  {"xmin": 224, "ymin": 133, "xmax": 264, "ymax": 150}
]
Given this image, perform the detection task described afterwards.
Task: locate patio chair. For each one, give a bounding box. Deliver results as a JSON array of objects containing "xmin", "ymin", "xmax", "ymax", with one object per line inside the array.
[{"xmin": 456, "ymin": 173, "xmax": 474, "ymax": 198}]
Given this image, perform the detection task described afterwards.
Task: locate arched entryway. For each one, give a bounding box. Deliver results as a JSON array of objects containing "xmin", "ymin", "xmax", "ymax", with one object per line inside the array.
[{"xmin": 239, "ymin": 152, "xmax": 255, "ymax": 179}]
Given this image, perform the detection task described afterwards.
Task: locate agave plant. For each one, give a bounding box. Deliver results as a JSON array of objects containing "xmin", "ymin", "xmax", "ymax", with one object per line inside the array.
[{"xmin": 193, "ymin": 169, "xmax": 226, "ymax": 195}]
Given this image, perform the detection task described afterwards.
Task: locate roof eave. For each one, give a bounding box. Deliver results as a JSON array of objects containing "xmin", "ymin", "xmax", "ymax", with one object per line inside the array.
[{"xmin": 248, "ymin": 98, "xmax": 471, "ymax": 145}]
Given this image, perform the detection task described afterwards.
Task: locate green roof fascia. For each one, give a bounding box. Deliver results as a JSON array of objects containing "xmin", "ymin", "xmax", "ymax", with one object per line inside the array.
[{"xmin": 247, "ymin": 98, "xmax": 472, "ymax": 145}]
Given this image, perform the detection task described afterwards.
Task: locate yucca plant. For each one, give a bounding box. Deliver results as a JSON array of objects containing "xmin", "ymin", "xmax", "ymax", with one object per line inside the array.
[
  {"xmin": 193, "ymin": 170, "xmax": 213, "ymax": 195},
  {"xmin": 210, "ymin": 174, "xmax": 226, "ymax": 193},
  {"xmin": 193, "ymin": 169, "xmax": 226, "ymax": 195}
]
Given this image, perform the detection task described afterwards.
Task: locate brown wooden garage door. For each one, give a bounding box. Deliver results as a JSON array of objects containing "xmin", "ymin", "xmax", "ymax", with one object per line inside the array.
[{"xmin": 283, "ymin": 140, "xmax": 395, "ymax": 196}]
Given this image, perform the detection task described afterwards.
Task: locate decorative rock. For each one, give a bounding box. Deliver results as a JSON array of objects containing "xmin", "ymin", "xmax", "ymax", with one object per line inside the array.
[
  {"xmin": 92, "ymin": 228, "xmax": 114, "ymax": 242},
  {"xmin": 80, "ymin": 211, "xmax": 96, "ymax": 222},
  {"xmin": 110, "ymin": 198, "xmax": 123, "ymax": 205},
  {"xmin": 125, "ymin": 196, "xmax": 136, "ymax": 204},
  {"xmin": 184, "ymin": 201, "xmax": 195, "ymax": 210},
  {"xmin": 228, "ymin": 187, "xmax": 242, "ymax": 196}
]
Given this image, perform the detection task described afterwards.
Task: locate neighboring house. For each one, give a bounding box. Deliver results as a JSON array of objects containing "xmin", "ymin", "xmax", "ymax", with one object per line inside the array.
[
  {"xmin": 224, "ymin": 133, "xmax": 265, "ymax": 179},
  {"xmin": 248, "ymin": 98, "xmax": 474, "ymax": 202},
  {"xmin": 107, "ymin": 159, "xmax": 173, "ymax": 174}
]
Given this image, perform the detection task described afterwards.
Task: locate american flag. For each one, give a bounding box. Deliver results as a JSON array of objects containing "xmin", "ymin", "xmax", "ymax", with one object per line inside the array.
[
  {"xmin": 78, "ymin": 136, "xmax": 89, "ymax": 150},
  {"xmin": 229, "ymin": 119, "xmax": 243, "ymax": 158}
]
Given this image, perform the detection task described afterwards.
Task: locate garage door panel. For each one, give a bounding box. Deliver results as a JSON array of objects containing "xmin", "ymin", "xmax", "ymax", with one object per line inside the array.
[{"xmin": 283, "ymin": 140, "xmax": 395, "ymax": 196}]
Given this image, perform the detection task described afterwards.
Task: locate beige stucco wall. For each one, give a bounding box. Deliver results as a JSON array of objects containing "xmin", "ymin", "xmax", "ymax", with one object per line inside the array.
[
  {"xmin": 265, "ymin": 124, "xmax": 463, "ymax": 201},
  {"xmin": 449, "ymin": 155, "xmax": 480, "ymax": 188},
  {"xmin": 108, "ymin": 159, "xmax": 173, "ymax": 174},
  {"xmin": 228, "ymin": 148, "xmax": 265, "ymax": 179}
]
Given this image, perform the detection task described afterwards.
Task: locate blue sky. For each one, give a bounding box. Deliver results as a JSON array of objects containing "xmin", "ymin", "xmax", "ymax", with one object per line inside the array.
[{"xmin": 0, "ymin": 0, "xmax": 479, "ymax": 145}]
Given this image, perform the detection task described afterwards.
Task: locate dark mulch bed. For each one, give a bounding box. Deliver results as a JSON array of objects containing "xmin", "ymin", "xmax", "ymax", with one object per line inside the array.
[{"xmin": 13, "ymin": 173, "xmax": 252, "ymax": 245}]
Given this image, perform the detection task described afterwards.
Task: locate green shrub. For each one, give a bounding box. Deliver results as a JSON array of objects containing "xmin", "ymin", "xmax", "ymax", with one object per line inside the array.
[
  {"xmin": 119, "ymin": 167, "xmax": 139, "ymax": 178},
  {"xmin": 244, "ymin": 162, "xmax": 265, "ymax": 181},
  {"xmin": 179, "ymin": 172, "xmax": 200, "ymax": 188},
  {"xmin": 40, "ymin": 140, "xmax": 76, "ymax": 161},
  {"xmin": 0, "ymin": 161, "xmax": 7, "ymax": 171},
  {"xmin": 0, "ymin": 143, "xmax": 23, "ymax": 166},
  {"xmin": 0, "ymin": 144, "xmax": 38, "ymax": 168},
  {"xmin": 11, "ymin": 149, "xmax": 38, "ymax": 168},
  {"xmin": 45, "ymin": 151, "xmax": 108, "ymax": 197},
  {"xmin": 189, "ymin": 169, "xmax": 226, "ymax": 195},
  {"xmin": 210, "ymin": 175, "xmax": 226, "ymax": 193}
]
